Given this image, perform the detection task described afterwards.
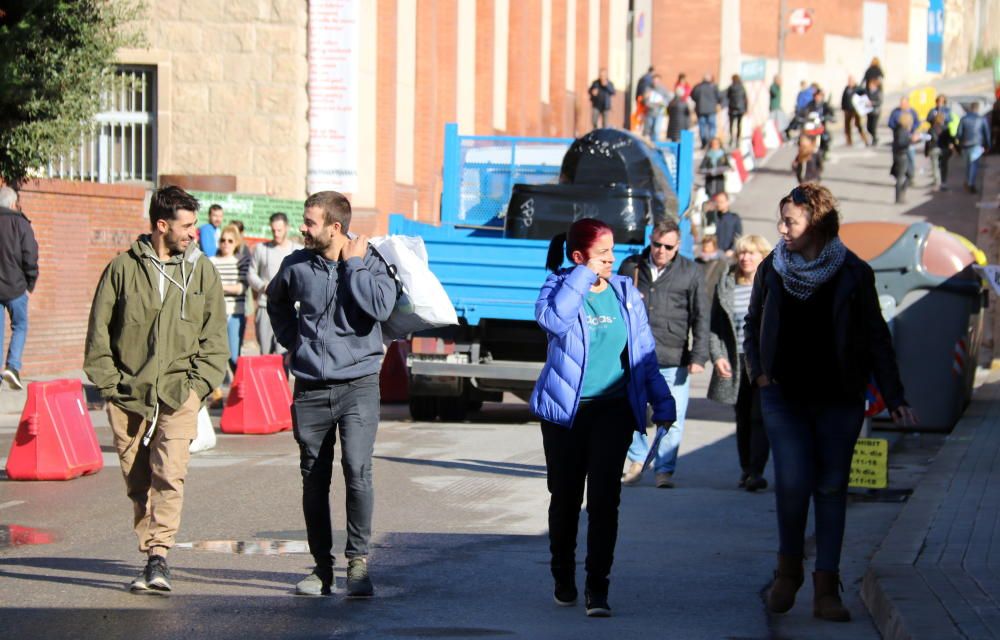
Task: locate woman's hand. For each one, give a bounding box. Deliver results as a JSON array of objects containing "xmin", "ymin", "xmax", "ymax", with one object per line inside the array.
[
  {"xmin": 586, "ymin": 256, "xmax": 605, "ymax": 276},
  {"xmin": 891, "ymin": 405, "xmax": 919, "ymax": 427},
  {"xmin": 714, "ymin": 358, "xmax": 732, "ymax": 379}
]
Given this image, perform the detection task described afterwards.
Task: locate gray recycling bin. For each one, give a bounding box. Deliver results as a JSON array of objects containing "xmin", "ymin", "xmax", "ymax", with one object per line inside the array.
[{"xmin": 843, "ymin": 221, "xmax": 986, "ymax": 431}]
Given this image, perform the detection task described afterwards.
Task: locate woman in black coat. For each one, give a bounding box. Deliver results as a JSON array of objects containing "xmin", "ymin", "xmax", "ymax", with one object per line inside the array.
[
  {"xmin": 726, "ymin": 74, "xmax": 748, "ymax": 148},
  {"xmin": 745, "ymin": 183, "xmax": 917, "ymax": 623}
]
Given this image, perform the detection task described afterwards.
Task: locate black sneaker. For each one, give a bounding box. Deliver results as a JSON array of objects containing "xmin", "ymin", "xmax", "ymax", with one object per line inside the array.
[
  {"xmin": 128, "ymin": 569, "xmax": 150, "ymax": 593},
  {"xmin": 145, "ymin": 556, "xmax": 172, "ymax": 592},
  {"xmin": 2, "ymin": 368, "xmax": 23, "ymax": 391},
  {"xmin": 585, "ymin": 590, "xmax": 612, "ymax": 617},
  {"xmin": 554, "ymin": 579, "xmax": 578, "ymax": 606},
  {"xmin": 346, "ymin": 557, "xmax": 374, "ymax": 598},
  {"xmin": 745, "ymin": 474, "xmax": 768, "ymax": 492}
]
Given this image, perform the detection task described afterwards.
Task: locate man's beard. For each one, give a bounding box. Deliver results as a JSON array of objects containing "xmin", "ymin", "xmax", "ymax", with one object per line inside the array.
[
  {"xmin": 304, "ymin": 233, "xmax": 331, "ymax": 253},
  {"xmin": 165, "ymin": 231, "xmax": 189, "ymax": 255}
]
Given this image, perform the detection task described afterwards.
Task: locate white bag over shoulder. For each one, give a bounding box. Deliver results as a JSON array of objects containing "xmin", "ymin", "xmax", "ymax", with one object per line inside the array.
[{"xmin": 369, "ymin": 235, "xmax": 458, "ymax": 339}]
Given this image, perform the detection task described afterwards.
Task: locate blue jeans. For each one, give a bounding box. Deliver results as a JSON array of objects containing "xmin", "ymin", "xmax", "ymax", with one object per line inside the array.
[
  {"xmin": 697, "ymin": 114, "xmax": 717, "ymax": 147},
  {"xmin": 226, "ymin": 313, "xmax": 246, "ymax": 370},
  {"xmin": 760, "ymin": 385, "xmax": 864, "ymax": 572},
  {"xmin": 0, "ymin": 292, "xmax": 29, "ymax": 371},
  {"xmin": 963, "ymin": 145, "xmax": 985, "ymax": 187},
  {"xmin": 627, "ymin": 367, "xmax": 690, "ymax": 473}
]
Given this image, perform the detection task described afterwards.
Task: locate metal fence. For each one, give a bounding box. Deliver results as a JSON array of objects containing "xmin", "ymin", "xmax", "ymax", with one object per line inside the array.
[{"xmin": 46, "ymin": 65, "xmax": 156, "ymax": 184}]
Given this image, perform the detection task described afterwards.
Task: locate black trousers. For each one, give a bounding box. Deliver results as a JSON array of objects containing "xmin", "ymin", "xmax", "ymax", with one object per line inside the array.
[
  {"xmin": 735, "ymin": 355, "xmax": 769, "ymax": 476},
  {"xmin": 541, "ymin": 396, "xmax": 635, "ymax": 594},
  {"xmin": 866, "ymin": 111, "xmax": 880, "ymax": 144},
  {"xmin": 292, "ymin": 374, "xmax": 380, "ymax": 569}
]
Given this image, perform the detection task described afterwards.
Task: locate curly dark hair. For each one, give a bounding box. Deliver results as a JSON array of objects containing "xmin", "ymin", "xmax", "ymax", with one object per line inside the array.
[{"xmin": 779, "ymin": 183, "xmax": 840, "ymax": 242}]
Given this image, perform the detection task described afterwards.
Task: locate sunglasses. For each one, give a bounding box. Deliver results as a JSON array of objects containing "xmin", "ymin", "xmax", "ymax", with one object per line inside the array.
[
  {"xmin": 651, "ymin": 240, "xmax": 677, "ymax": 251},
  {"xmin": 790, "ymin": 186, "xmax": 807, "ymax": 204},
  {"xmin": 220, "ymin": 238, "xmax": 236, "ymax": 244}
]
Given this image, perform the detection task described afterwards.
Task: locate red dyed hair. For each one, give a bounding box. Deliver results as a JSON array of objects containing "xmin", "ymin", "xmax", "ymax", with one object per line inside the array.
[{"xmin": 546, "ymin": 218, "xmax": 614, "ymax": 272}]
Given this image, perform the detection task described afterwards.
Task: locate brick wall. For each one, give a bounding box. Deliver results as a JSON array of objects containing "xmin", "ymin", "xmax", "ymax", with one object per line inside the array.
[{"xmin": 11, "ymin": 179, "xmax": 148, "ymax": 376}]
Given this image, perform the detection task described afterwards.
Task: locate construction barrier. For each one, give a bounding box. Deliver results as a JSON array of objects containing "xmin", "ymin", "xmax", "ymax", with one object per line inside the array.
[
  {"xmin": 751, "ymin": 127, "xmax": 767, "ymax": 158},
  {"xmin": 763, "ymin": 119, "xmax": 783, "ymax": 149},
  {"xmin": 220, "ymin": 355, "xmax": 293, "ymax": 434},
  {"xmin": 730, "ymin": 150, "xmax": 750, "ymax": 183},
  {"xmin": 5, "ymin": 379, "xmax": 103, "ymax": 481},
  {"xmin": 380, "ymin": 341, "xmax": 410, "ymax": 403}
]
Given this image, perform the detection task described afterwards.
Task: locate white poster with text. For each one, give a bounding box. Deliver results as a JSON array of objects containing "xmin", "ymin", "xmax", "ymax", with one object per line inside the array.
[{"xmin": 308, "ymin": 0, "xmax": 359, "ymax": 194}]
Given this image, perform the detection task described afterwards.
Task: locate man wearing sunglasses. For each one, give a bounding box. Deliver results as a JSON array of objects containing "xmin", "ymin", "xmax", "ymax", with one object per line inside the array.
[{"xmin": 619, "ymin": 219, "xmax": 710, "ymax": 488}]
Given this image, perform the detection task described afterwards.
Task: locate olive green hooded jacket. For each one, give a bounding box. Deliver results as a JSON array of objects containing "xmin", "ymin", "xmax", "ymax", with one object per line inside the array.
[{"xmin": 84, "ymin": 235, "xmax": 228, "ymax": 419}]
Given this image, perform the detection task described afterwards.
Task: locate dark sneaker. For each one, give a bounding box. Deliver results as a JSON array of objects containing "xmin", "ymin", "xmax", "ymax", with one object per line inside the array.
[
  {"xmin": 738, "ymin": 471, "xmax": 749, "ymax": 488},
  {"xmin": 295, "ymin": 568, "xmax": 333, "ymax": 596},
  {"xmin": 585, "ymin": 590, "xmax": 612, "ymax": 617},
  {"xmin": 145, "ymin": 556, "xmax": 172, "ymax": 592},
  {"xmin": 128, "ymin": 569, "xmax": 150, "ymax": 593},
  {"xmin": 554, "ymin": 579, "xmax": 578, "ymax": 606},
  {"xmin": 346, "ymin": 557, "xmax": 374, "ymax": 598},
  {"xmin": 2, "ymin": 368, "xmax": 23, "ymax": 391},
  {"xmin": 745, "ymin": 474, "xmax": 768, "ymax": 492}
]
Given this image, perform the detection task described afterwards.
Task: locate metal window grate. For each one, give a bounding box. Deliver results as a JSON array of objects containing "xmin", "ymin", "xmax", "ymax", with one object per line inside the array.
[{"xmin": 46, "ymin": 65, "xmax": 157, "ymax": 184}]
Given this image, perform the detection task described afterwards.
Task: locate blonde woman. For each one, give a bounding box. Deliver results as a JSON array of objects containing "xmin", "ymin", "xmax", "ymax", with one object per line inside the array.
[
  {"xmin": 209, "ymin": 223, "xmax": 247, "ymax": 372},
  {"xmin": 708, "ymin": 234, "xmax": 773, "ymax": 492}
]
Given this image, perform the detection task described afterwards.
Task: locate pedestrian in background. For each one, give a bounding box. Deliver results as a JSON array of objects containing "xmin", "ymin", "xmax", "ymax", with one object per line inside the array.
[
  {"xmin": 889, "ymin": 103, "xmax": 919, "ymax": 203},
  {"xmin": 840, "ymin": 76, "xmax": 867, "ymax": 146},
  {"xmin": 745, "ymin": 183, "xmax": 916, "ymax": 623},
  {"xmin": 925, "ymin": 94, "xmax": 951, "ymax": 128},
  {"xmin": 925, "ymin": 112, "xmax": 955, "ymax": 191},
  {"xmin": 85, "ymin": 186, "xmax": 228, "ymax": 593},
  {"xmin": 696, "ymin": 234, "xmax": 729, "ymax": 301},
  {"xmin": 666, "ymin": 93, "xmax": 692, "ymax": 142},
  {"xmin": 709, "ymin": 192, "xmax": 743, "ymax": 256},
  {"xmin": 861, "ymin": 78, "xmax": 883, "ymax": 146},
  {"xmin": 643, "ymin": 74, "xmax": 669, "ymax": 141},
  {"xmin": 209, "ymin": 224, "xmax": 248, "ymax": 374},
  {"xmin": 726, "ymin": 74, "xmax": 748, "ymax": 148},
  {"xmin": 862, "ymin": 57, "xmax": 883, "ymax": 86},
  {"xmin": 691, "ymin": 74, "xmax": 723, "ymax": 149},
  {"xmin": 955, "ymin": 101, "xmax": 992, "ymax": 193},
  {"xmin": 701, "ymin": 136, "xmax": 730, "ymax": 198},
  {"xmin": 198, "ymin": 204, "xmax": 223, "ymax": 258},
  {"xmin": 674, "ymin": 72, "xmax": 692, "ymax": 101},
  {"xmin": 708, "ymin": 234, "xmax": 772, "ymax": 492},
  {"xmin": 619, "ymin": 219, "xmax": 708, "ymax": 489},
  {"xmin": 267, "ymin": 191, "xmax": 396, "ymax": 598},
  {"xmin": 588, "ymin": 68, "xmax": 616, "ymax": 130},
  {"xmin": 532, "ymin": 218, "xmax": 676, "ymax": 617},
  {"xmin": 0, "ymin": 187, "xmax": 37, "ymax": 391},
  {"xmin": 248, "ymin": 212, "xmax": 302, "ymax": 355},
  {"xmin": 769, "ymin": 75, "xmax": 783, "ymax": 122},
  {"xmin": 793, "ymin": 135, "xmax": 823, "ymax": 184}
]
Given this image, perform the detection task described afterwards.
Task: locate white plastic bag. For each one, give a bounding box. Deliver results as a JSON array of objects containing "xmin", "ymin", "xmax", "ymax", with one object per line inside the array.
[
  {"xmin": 189, "ymin": 406, "xmax": 217, "ymax": 453},
  {"xmin": 369, "ymin": 235, "xmax": 458, "ymax": 339}
]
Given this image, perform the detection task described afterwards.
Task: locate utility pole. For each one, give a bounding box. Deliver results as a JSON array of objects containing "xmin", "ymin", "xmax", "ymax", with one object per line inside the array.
[
  {"xmin": 777, "ymin": 0, "xmax": 787, "ymax": 77},
  {"xmin": 625, "ymin": 0, "xmax": 636, "ymax": 129}
]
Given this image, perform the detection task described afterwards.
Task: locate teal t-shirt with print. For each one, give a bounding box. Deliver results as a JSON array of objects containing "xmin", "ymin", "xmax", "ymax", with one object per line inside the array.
[{"xmin": 580, "ymin": 285, "xmax": 628, "ymax": 399}]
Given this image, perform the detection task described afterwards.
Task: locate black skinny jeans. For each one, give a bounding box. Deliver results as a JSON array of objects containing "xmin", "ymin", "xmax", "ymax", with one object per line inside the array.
[
  {"xmin": 292, "ymin": 374, "xmax": 380, "ymax": 569},
  {"xmin": 541, "ymin": 396, "xmax": 635, "ymax": 595},
  {"xmin": 735, "ymin": 354, "xmax": 769, "ymax": 476}
]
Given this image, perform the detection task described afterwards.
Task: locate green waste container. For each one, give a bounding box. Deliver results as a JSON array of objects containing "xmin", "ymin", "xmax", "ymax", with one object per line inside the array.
[{"xmin": 842, "ymin": 221, "xmax": 986, "ymax": 431}]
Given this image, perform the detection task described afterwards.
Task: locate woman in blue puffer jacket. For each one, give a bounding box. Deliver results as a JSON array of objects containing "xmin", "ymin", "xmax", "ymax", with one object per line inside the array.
[{"xmin": 530, "ymin": 218, "xmax": 677, "ymax": 618}]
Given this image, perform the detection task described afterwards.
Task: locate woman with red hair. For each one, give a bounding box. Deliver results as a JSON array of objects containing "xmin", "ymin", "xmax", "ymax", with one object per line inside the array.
[{"xmin": 530, "ymin": 218, "xmax": 676, "ymax": 617}]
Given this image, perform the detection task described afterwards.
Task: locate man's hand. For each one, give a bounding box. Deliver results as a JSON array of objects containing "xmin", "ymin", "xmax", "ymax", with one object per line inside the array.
[
  {"xmin": 891, "ymin": 405, "xmax": 919, "ymax": 427},
  {"xmin": 755, "ymin": 374, "xmax": 771, "ymax": 388},
  {"xmin": 342, "ymin": 234, "xmax": 369, "ymax": 261},
  {"xmin": 714, "ymin": 358, "xmax": 732, "ymax": 379},
  {"xmin": 689, "ymin": 363, "xmax": 705, "ymax": 374}
]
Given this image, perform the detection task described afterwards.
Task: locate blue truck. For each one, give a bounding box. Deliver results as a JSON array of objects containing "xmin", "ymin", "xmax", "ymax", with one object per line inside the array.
[{"xmin": 388, "ymin": 123, "xmax": 696, "ymax": 421}]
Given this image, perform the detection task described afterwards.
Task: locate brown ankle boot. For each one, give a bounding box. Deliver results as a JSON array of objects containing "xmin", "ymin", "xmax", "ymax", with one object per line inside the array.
[
  {"xmin": 812, "ymin": 571, "xmax": 851, "ymax": 622},
  {"xmin": 766, "ymin": 554, "xmax": 804, "ymax": 613}
]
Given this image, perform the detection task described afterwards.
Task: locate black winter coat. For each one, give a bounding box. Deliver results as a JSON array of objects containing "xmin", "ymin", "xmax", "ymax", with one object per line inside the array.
[
  {"xmin": 743, "ymin": 249, "xmax": 907, "ymax": 411},
  {"xmin": 691, "ymin": 81, "xmax": 723, "ymax": 116},
  {"xmin": 726, "ymin": 82, "xmax": 747, "ymax": 115},
  {"xmin": 619, "ymin": 250, "xmax": 709, "ymax": 368},
  {"xmin": 0, "ymin": 206, "xmax": 39, "ymax": 301}
]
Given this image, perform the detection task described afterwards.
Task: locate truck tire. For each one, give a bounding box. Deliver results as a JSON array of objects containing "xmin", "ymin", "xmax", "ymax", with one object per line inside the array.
[
  {"xmin": 409, "ymin": 396, "xmax": 438, "ymax": 421},
  {"xmin": 438, "ymin": 398, "xmax": 469, "ymax": 422},
  {"xmin": 467, "ymin": 399, "xmax": 484, "ymax": 413}
]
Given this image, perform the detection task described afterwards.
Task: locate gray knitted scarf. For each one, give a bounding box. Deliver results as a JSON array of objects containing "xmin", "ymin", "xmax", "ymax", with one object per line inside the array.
[{"xmin": 772, "ymin": 237, "xmax": 847, "ymax": 300}]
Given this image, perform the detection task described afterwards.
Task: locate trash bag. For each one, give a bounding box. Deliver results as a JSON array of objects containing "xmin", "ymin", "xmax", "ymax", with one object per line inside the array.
[
  {"xmin": 505, "ymin": 183, "xmax": 650, "ymax": 244},
  {"xmin": 189, "ymin": 406, "xmax": 217, "ymax": 453}
]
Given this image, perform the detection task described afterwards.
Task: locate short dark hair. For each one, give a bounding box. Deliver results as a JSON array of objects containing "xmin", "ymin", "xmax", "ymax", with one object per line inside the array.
[
  {"xmin": 651, "ymin": 218, "xmax": 680, "ymax": 239},
  {"xmin": 269, "ymin": 211, "xmax": 289, "ymax": 225},
  {"xmin": 208, "ymin": 204, "xmax": 223, "ymax": 214},
  {"xmin": 149, "ymin": 186, "xmax": 199, "ymax": 226},
  {"xmin": 780, "ymin": 183, "xmax": 840, "ymax": 242},
  {"xmin": 231, "ymin": 219, "xmax": 244, "ymax": 233},
  {"xmin": 304, "ymin": 191, "xmax": 352, "ymax": 233}
]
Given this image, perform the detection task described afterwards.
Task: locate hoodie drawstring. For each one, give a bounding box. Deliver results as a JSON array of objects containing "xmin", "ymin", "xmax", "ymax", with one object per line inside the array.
[{"xmin": 146, "ymin": 256, "xmax": 191, "ymax": 320}]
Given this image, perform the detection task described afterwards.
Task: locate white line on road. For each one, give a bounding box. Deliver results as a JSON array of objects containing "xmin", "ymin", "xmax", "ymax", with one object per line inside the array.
[{"xmin": 0, "ymin": 500, "xmax": 26, "ymax": 510}]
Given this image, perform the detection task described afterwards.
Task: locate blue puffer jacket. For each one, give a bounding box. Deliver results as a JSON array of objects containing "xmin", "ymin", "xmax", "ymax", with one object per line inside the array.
[{"xmin": 530, "ymin": 265, "xmax": 677, "ymax": 431}]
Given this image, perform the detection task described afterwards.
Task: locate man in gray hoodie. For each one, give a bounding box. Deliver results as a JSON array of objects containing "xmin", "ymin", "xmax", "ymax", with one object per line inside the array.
[
  {"xmin": 247, "ymin": 212, "xmax": 301, "ymax": 355},
  {"xmin": 267, "ymin": 191, "xmax": 396, "ymax": 598}
]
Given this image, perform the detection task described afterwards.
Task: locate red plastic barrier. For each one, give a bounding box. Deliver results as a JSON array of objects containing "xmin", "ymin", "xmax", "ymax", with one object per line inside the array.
[
  {"xmin": 730, "ymin": 150, "xmax": 750, "ymax": 182},
  {"xmin": 380, "ymin": 341, "xmax": 410, "ymax": 403},
  {"xmin": 5, "ymin": 380, "xmax": 103, "ymax": 481},
  {"xmin": 751, "ymin": 127, "xmax": 767, "ymax": 158},
  {"xmin": 220, "ymin": 355, "xmax": 293, "ymax": 434}
]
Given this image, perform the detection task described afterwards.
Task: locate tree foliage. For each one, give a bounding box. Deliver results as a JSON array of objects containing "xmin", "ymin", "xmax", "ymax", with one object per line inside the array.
[{"xmin": 0, "ymin": 1, "xmax": 143, "ymax": 186}]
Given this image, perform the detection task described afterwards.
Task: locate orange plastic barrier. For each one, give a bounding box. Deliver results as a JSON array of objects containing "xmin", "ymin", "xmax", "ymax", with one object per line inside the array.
[
  {"xmin": 730, "ymin": 150, "xmax": 750, "ymax": 182},
  {"xmin": 220, "ymin": 355, "xmax": 293, "ymax": 434},
  {"xmin": 380, "ymin": 341, "xmax": 410, "ymax": 403},
  {"xmin": 751, "ymin": 127, "xmax": 767, "ymax": 158},
  {"xmin": 5, "ymin": 380, "xmax": 103, "ymax": 481}
]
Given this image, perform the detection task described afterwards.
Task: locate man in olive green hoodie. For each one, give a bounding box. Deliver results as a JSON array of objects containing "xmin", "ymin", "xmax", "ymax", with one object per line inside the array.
[{"xmin": 85, "ymin": 186, "xmax": 228, "ymax": 593}]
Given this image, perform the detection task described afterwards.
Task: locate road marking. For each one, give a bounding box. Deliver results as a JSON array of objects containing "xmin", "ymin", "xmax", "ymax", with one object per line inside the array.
[{"xmin": 0, "ymin": 501, "xmax": 26, "ymax": 510}]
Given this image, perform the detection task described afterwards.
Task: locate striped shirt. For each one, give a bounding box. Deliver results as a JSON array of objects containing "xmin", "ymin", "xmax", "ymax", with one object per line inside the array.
[
  {"xmin": 210, "ymin": 255, "xmax": 246, "ymax": 316},
  {"xmin": 733, "ymin": 283, "xmax": 752, "ymax": 354}
]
